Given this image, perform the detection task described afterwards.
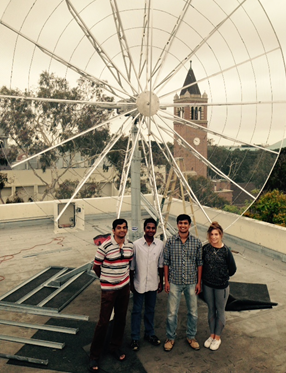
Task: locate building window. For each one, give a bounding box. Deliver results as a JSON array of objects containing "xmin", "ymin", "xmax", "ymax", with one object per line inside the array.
[{"xmin": 178, "ymin": 107, "xmax": 184, "ymax": 118}]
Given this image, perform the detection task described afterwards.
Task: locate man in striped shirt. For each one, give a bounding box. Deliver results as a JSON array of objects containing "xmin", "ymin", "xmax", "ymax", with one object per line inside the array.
[{"xmin": 89, "ymin": 218, "xmax": 133, "ymax": 371}]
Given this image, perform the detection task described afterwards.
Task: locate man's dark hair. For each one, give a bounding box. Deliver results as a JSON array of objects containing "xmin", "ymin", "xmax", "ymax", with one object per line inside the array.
[
  {"xmin": 176, "ymin": 214, "xmax": 192, "ymax": 224},
  {"xmin": 143, "ymin": 217, "xmax": 157, "ymax": 229},
  {"xmin": 112, "ymin": 218, "xmax": 128, "ymax": 230}
]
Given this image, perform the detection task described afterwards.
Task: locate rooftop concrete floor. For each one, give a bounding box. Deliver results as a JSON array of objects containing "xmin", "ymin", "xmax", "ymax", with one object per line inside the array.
[{"xmin": 0, "ymin": 216, "xmax": 285, "ymax": 373}]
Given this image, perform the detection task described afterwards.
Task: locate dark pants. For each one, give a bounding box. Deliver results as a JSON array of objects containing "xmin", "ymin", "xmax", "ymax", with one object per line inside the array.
[
  {"xmin": 131, "ymin": 290, "xmax": 157, "ymax": 340},
  {"xmin": 90, "ymin": 284, "xmax": 130, "ymax": 360}
]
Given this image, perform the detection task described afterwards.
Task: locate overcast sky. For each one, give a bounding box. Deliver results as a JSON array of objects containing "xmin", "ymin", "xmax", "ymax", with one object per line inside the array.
[{"xmin": 0, "ymin": 0, "xmax": 285, "ymax": 147}]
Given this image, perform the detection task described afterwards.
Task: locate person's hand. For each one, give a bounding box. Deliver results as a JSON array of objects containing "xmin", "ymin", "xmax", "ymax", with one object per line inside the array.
[
  {"xmin": 165, "ymin": 281, "xmax": 170, "ymax": 293},
  {"xmin": 195, "ymin": 283, "xmax": 201, "ymax": 295},
  {"xmin": 157, "ymin": 282, "xmax": 163, "ymax": 293}
]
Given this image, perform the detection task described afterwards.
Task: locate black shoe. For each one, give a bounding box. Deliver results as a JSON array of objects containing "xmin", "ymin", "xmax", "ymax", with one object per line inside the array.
[
  {"xmin": 144, "ymin": 334, "xmax": 161, "ymax": 346},
  {"xmin": 130, "ymin": 340, "xmax": 139, "ymax": 351}
]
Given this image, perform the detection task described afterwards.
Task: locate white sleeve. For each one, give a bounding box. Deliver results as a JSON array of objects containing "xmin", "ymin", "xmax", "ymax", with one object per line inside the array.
[{"xmin": 130, "ymin": 245, "xmax": 136, "ymax": 270}]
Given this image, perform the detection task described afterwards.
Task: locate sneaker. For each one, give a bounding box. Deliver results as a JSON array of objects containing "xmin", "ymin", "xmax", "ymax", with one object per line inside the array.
[
  {"xmin": 130, "ymin": 340, "xmax": 139, "ymax": 351},
  {"xmin": 144, "ymin": 334, "xmax": 161, "ymax": 346},
  {"xmin": 204, "ymin": 337, "xmax": 214, "ymax": 348},
  {"xmin": 210, "ymin": 338, "xmax": 221, "ymax": 351},
  {"xmin": 187, "ymin": 338, "xmax": 200, "ymax": 350},
  {"xmin": 164, "ymin": 338, "xmax": 175, "ymax": 351}
]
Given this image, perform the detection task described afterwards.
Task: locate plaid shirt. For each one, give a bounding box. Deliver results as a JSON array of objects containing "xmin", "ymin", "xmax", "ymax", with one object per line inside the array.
[{"xmin": 164, "ymin": 233, "xmax": 203, "ymax": 285}]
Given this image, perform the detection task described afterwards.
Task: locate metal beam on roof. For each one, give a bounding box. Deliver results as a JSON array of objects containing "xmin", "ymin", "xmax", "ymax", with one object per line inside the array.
[
  {"xmin": 0, "ymin": 303, "xmax": 89, "ymax": 321},
  {"xmin": 38, "ymin": 272, "xmax": 83, "ymax": 307},
  {"xmin": 0, "ymin": 334, "xmax": 65, "ymax": 349},
  {"xmin": 0, "ymin": 267, "xmax": 51, "ymax": 302},
  {"xmin": 0, "ymin": 352, "xmax": 48, "ymax": 366},
  {"xmin": 16, "ymin": 268, "xmax": 68, "ymax": 304},
  {"xmin": 47, "ymin": 262, "xmax": 93, "ymax": 288},
  {"xmin": 0, "ymin": 319, "xmax": 79, "ymax": 334}
]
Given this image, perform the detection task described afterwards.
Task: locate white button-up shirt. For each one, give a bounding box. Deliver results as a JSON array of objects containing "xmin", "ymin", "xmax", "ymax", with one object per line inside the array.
[{"xmin": 131, "ymin": 236, "xmax": 164, "ymax": 294}]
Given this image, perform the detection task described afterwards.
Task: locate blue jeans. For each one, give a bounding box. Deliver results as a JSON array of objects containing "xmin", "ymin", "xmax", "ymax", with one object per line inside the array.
[
  {"xmin": 131, "ymin": 290, "xmax": 157, "ymax": 340},
  {"xmin": 166, "ymin": 283, "xmax": 198, "ymax": 340}
]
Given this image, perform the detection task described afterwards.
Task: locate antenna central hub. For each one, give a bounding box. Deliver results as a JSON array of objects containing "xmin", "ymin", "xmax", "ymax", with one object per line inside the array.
[{"xmin": 136, "ymin": 91, "xmax": 160, "ymax": 116}]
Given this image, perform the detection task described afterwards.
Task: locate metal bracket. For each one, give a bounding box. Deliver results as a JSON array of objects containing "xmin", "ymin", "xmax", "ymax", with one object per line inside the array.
[{"xmin": 47, "ymin": 262, "xmax": 93, "ymax": 288}]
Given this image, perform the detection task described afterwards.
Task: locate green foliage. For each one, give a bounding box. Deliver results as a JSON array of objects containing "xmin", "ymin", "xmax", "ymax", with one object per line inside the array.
[
  {"xmin": 223, "ymin": 205, "xmax": 242, "ymax": 214},
  {"xmin": 187, "ymin": 175, "xmax": 227, "ymax": 208},
  {"xmin": 0, "ymin": 172, "xmax": 8, "ymax": 204},
  {"xmin": 55, "ymin": 179, "xmax": 102, "ymax": 200},
  {"xmin": 208, "ymin": 145, "xmax": 275, "ymax": 189},
  {"xmin": 144, "ymin": 141, "xmax": 174, "ymax": 171},
  {"xmin": 244, "ymin": 189, "xmax": 286, "ymax": 226},
  {"xmin": 140, "ymin": 169, "xmax": 165, "ymax": 195},
  {"xmin": 55, "ymin": 179, "xmax": 78, "ymax": 200},
  {"xmin": 6, "ymin": 193, "xmax": 24, "ymax": 204},
  {"xmin": 0, "ymin": 72, "xmax": 114, "ymax": 200},
  {"xmin": 0, "ymin": 172, "xmax": 7, "ymax": 189},
  {"xmin": 80, "ymin": 182, "xmax": 102, "ymax": 199},
  {"xmin": 140, "ymin": 180, "xmax": 149, "ymax": 194},
  {"xmin": 223, "ymin": 200, "xmax": 250, "ymax": 215},
  {"xmin": 251, "ymin": 189, "xmax": 260, "ymax": 196},
  {"xmin": 264, "ymin": 148, "xmax": 286, "ymax": 193},
  {"xmin": 107, "ymin": 135, "xmax": 129, "ymax": 173},
  {"xmin": 106, "ymin": 137, "xmax": 170, "ymax": 190},
  {"xmin": 107, "ymin": 138, "xmax": 173, "ymax": 171}
]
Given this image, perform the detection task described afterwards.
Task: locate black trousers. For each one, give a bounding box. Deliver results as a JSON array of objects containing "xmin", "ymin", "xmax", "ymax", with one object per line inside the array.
[{"xmin": 90, "ymin": 283, "xmax": 130, "ymax": 360}]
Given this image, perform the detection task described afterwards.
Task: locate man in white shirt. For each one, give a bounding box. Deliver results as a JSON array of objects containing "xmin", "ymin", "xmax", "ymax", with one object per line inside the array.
[{"xmin": 130, "ymin": 218, "xmax": 164, "ymax": 351}]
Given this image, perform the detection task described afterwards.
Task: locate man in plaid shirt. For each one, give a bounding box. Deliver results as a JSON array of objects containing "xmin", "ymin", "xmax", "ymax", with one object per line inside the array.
[{"xmin": 163, "ymin": 214, "xmax": 203, "ymax": 352}]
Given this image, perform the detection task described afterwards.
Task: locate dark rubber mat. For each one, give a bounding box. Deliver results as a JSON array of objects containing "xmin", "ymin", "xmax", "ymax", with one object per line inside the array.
[
  {"xmin": 200, "ymin": 281, "xmax": 278, "ymax": 311},
  {"xmin": 0, "ymin": 267, "xmax": 95, "ymax": 312},
  {"xmin": 226, "ymin": 281, "xmax": 278, "ymax": 311},
  {"xmin": 7, "ymin": 318, "xmax": 146, "ymax": 373}
]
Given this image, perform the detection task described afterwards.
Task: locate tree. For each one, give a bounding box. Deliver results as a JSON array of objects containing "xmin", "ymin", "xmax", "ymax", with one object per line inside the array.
[
  {"xmin": 0, "ymin": 72, "xmax": 174, "ymax": 202},
  {"xmin": 55, "ymin": 179, "xmax": 78, "ymax": 200},
  {"xmin": 55, "ymin": 179, "xmax": 103, "ymax": 199},
  {"xmin": 106, "ymin": 136, "xmax": 170, "ymax": 191},
  {"xmin": 0, "ymin": 72, "xmax": 113, "ymax": 200},
  {"xmin": 145, "ymin": 140, "xmax": 174, "ymax": 170},
  {"xmin": 0, "ymin": 172, "xmax": 7, "ymax": 204},
  {"xmin": 263, "ymin": 148, "xmax": 286, "ymax": 193},
  {"xmin": 244, "ymin": 189, "xmax": 286, "ymax": 226},
  {"xmin": 187, "ymin": 175, "xmax": 227, "ymax": 208},
  {"xmin": 208, "ymin": 145, "xmax": 275, "ymax": 189},
  {"xmin": 6, "ymin": 192, "xmax": 24, "ymax": 204}
]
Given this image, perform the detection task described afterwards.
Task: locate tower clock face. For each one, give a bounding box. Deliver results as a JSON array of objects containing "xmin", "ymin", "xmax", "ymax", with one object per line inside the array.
[{"xmin": 193, "ymin": 137, "xmax": 200, "ymax": 146}]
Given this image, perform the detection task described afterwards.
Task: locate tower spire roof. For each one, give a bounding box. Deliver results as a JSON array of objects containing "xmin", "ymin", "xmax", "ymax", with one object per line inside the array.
[{"xmin": 180, "ymin": 61, "xmax": 201, "ymax": 97}]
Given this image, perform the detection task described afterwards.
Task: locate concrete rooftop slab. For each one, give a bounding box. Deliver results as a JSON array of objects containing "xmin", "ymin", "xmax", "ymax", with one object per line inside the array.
[{"xmin": 0, "ymin": 215, "xmax": 285, "ymax": 372}]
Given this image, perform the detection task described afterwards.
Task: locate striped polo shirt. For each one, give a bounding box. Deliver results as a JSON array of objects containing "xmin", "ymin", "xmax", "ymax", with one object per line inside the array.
[{"xmin": 94, "ymin": 236, "xmax": 133, "ymax": 291}]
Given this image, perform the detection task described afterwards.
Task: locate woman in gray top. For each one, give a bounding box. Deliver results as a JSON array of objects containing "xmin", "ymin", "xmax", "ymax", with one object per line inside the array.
[{"xmin": 202, "ymin": 222, "xmax": 236, "ymax": 351}]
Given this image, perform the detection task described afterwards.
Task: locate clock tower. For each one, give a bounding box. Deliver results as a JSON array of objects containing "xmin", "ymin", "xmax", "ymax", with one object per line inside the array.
[{"xmin": 173, "ymin": 62, "xmax": 208, "ymax": 177}]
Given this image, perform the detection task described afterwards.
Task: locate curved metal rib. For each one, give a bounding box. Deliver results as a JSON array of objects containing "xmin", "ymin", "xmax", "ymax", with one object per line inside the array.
[
  {"xmin": 109, "ymin": 0, "xmax": 143, "ymax": 92},
  {"xmin": 154, "ymin": 0, "xmax": 248, "ymax": 93},
  {"xmin": 0, "ymin": 19, "xmax": 131, "ymax": 100},
  {"xmin": 65, "ymin": 0, "xmax": 138, "ymax": 96},
  {"xmin": 56, "ymin": 118, "xmax": 133, "ymax": 222}
]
